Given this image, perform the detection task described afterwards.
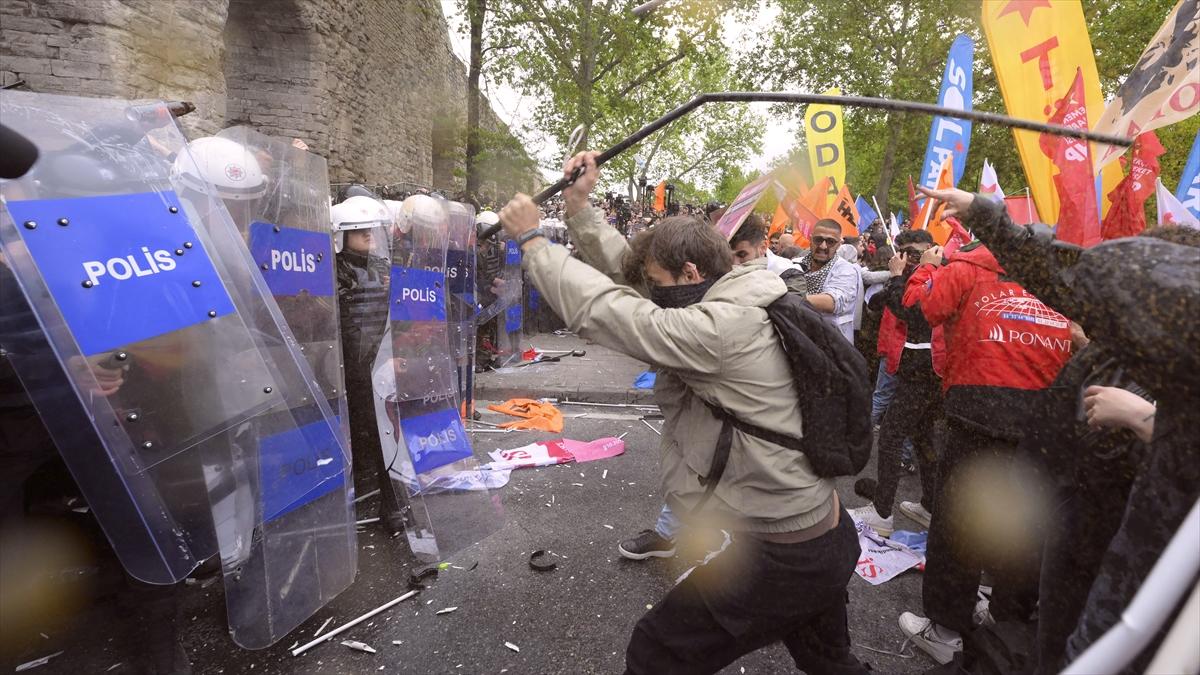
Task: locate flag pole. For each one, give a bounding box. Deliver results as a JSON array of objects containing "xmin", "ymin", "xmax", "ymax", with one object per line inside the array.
[
  {"xmin": 871, "ymin": 195, "xmax": 885, "ymax": 232},
  {"xmin": 1025, "ymin": 187, "xmax": 1033, "ymax": 224}
]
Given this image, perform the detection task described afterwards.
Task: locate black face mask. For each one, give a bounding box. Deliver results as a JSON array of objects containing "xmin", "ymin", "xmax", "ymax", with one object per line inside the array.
[{"xmin": 649, "ymin": 277, "xmax": 718, "ymax": 308}]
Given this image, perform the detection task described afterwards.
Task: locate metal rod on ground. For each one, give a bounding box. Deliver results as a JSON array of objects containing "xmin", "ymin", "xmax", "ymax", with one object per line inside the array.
[
  {"xmin": 292, "ymin": 590, "xmax": 419, "ymax": 657},
  {"xmin": 354, "ymin": 489, "xmax": 381, "ymax": 504},
  {"xmin": 558, "ymin": 400, "xmax": 659, "ymax": 410},
  {"xmin": 641, "ymin": 418, "xmax": 662, "ymax": 435},
  {"xmin": 478, "ymin": 91, "xmax": 1134, "ymax": 241}
]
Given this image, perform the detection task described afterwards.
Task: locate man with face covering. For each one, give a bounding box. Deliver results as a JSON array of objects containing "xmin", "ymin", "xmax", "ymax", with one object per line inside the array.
[{"xmin": 499, "ymin": 152, "xmax": 866, "ymax": 675}]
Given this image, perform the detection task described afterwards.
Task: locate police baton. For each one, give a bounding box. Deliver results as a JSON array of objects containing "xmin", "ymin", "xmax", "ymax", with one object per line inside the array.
[{"xmin": 478, "ymin": 90, "xmax": 1134, "ymax": 241}]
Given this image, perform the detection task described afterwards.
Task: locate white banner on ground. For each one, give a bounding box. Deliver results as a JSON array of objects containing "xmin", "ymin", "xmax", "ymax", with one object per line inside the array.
[{"xmin": 852, "ymin": 517, "xmax": 924, "ymax": 585}]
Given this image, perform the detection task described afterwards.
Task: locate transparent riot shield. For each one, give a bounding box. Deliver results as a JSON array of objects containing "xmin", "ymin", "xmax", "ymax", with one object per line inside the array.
[
  {"xmin": 445, "ymin": 201, "xmax": 477, "ymax": 419},
  {"xmin": 0, "ymin": 91, "xmax": 355, "ymax": 649},
  {"xmin": 374, "ymin": 195, "xmax": 503, "ymax": 562},
  {"xmin": 206, "ymin": 127, "xmax": 357, "ymax": 646},
  {"xmin": 476, "ymin": 234, "xmax": 523, "ymax": 367}
]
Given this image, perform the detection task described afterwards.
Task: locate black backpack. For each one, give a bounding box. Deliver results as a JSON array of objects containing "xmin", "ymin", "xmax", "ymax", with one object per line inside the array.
[{"xmin": 694, "ymin": 283, "xmax": 872, "ymax": 507}]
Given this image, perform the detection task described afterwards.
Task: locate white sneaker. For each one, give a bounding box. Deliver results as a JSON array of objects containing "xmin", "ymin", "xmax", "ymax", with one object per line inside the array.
[
  {"xmin": 898, "ymin": 612, "xmax": 963, "ymax": 665},
  {"xmin": 974, "ymin": 597, "xmax": 995, "ymax": 627},
  {"xmin": 850, "ymin": 504, "xmax": 894, "ymax": 536},
  {"xmin": 898, "ymin": 501, "xmax": 932, "ymax": 529}
]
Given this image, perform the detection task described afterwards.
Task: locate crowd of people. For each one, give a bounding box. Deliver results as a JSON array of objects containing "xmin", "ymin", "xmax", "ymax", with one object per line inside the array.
[{"xmin": 498, "ymin": 150, "xmax": 1199, "ymax": 675}]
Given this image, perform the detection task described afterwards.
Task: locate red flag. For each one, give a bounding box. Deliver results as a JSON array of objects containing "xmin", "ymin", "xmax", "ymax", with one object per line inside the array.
[
  {"xmin": 1100, "ymin": 174, "xmax": 1146, "ymax": 240},
  {"xmin": 1004, "ymin": 195, "xmax": 1041, "ymax": 224},
  {"xmin": 1127, "ymin": 131, "xmax": 1165, "ymax": 204},
  {"xmin": 1038, "ymin": 69, "xmax": 1101, "ymax": 247},
  {"xmin": 906, "ymin": 176, "xmax": 919, "ymax": 224}
]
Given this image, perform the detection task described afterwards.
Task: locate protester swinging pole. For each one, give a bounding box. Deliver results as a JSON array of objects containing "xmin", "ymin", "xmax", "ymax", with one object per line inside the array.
[{"xmin": 479, "ymin": 91, "xmax": 1135, "ymax": 241}]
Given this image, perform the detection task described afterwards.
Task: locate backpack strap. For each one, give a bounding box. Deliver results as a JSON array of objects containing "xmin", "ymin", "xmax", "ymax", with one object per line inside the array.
[
  {"xmin": 702, "ymin": 399, "xmax": 804, "ymax": 451},
  {"xmin": 690, "ymin": 398, "xmax": 805, "ymax": 515}
]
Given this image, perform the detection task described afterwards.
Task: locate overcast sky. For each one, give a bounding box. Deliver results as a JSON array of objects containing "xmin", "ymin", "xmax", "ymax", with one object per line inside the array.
[{"xmin": 438, "ymin": 0, "xmax": 795, "ymax": 186}]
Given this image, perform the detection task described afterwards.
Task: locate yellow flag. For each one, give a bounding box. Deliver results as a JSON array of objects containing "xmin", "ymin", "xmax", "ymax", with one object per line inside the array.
[
  {"xmin": 981, "ymin": 0, "xmax": 1121, "ymax": 223},
  {"xmin": 805, "ymin": 87, "xmax": 846, "ymax": 200}
]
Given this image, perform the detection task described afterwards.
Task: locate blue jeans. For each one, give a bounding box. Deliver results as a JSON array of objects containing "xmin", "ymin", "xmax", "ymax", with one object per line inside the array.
[
  {"xmin": 871, "ymin": 361, "xmax": 898, "ymax": 424},
  {"xmin": 655, "ymin": 504, "xmax": 680, "ymax": 540}
]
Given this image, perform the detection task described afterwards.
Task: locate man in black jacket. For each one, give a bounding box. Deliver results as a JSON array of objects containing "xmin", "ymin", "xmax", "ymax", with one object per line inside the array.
[
  {"xmin": 850, "ymin": 229, "xmax": 941, "ymax": 537},
  {"xmin": 919, "ymin": 185, "xmax": 1200, "ymax": 673}
]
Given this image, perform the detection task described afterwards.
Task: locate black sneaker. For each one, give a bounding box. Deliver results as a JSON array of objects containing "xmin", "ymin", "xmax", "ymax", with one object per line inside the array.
[{"xmin": 617, "ymin": 529, "xmax": 676, "ymax": 560}]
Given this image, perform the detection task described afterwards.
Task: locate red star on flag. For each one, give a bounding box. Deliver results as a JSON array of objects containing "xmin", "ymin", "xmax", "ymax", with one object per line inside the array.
[
  {"xmin": 954, "ymin": 141, "xmax": 964, "ymax": 153},
  {"xmin": 997, "ymin": 0, "xmax": 1052, "ymax": 26}
]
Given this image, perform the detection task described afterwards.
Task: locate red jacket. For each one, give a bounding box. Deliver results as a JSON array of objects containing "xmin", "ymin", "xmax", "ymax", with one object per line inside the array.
[
  {"xmin": 904, "ymin": 243, "xmax": 1072, "ymax": 437},
  {"xmin": 877, "ymin": 308, "xmax": 946, "ymax": 378}
]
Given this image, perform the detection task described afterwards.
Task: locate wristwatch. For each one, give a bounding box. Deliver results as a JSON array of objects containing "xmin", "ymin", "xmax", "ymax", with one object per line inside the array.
[{"xmin": 515, "ymin": 227, "xmax": 547, "ymax": 246}]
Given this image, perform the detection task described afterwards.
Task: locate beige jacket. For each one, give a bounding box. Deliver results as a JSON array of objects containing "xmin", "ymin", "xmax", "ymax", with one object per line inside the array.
[{"xmin": 522, "ymin": 206, "xmax": 834, "ymax": 533}]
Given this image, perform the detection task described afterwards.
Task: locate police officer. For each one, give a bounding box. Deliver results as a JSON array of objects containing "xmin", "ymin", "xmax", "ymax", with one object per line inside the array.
[{"xmin": 332, "ymin": 195, "xmax": 408, "ymax": 533}]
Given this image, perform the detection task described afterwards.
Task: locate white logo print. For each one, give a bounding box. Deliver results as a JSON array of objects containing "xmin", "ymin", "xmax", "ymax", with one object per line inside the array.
[
  {"xmin": 983, "ymin": 325, "xmax": 1005, "ymax": 342},
  {"xmin": 975, "ymin": 296, "xmax": 1068, "ymax": 329}
]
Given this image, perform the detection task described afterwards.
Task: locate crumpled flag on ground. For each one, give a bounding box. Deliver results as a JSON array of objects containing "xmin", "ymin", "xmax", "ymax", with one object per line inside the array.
[
  {"xmin": 851, "ymin": 516, "xmax": 924, "ymax": 585},
  {"xmin": 409, "ymin": 468, "xmax": 512, "ymax": 495},
  {"xmin": 484, "ymin": 437, "xmax": 625, "ymax": 470},
  {"xmin": 487, "ymin": 398, "xmax": 564, "ymax": 432}
]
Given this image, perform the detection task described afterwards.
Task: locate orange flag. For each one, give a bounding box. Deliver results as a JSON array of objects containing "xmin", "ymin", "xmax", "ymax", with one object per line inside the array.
[
  {"xmin": 653, "ymin": 181, "xmax": 666, "ymax": 213},
  {"xmin": 826, "ymin": 184, "xmax": 860, "ymax": 237},
  {"xmin": 769, "ymin": 203, "xmax": 790, "ymax": 238},
  {"xmin": 914, "ymin": 156, "xmax": 955, "ymax": 245},
  {"xmin": 800, "ymin": 177, "xmax": 831, "ymax": 219}
]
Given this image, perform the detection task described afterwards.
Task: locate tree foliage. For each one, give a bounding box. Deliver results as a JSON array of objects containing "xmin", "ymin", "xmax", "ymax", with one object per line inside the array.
[
  {"xmin": 741, "ymin": 0, "xmax": 1199, "ymax": 219},
  {"xmin": 456, "ymin": 0, "xmax": 764, "ymax": 202}
]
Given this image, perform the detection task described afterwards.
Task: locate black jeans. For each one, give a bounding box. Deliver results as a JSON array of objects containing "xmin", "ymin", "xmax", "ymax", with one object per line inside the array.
[
  {"xmin": 872, "ymin": 354, "xmax": 942, "ymax": 518},
  {"xmin": 923, "ymin": 418, "xmax": 1042, "ymax": 635},
  {"xmin": 625, "ymin": 509, "xmax": 868, "ymax": 675}
]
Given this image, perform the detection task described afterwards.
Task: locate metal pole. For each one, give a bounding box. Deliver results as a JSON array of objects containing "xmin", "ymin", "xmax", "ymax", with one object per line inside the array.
[{"xmin": 479, "ymin": 91, "xmax": 1134, "ymax": 240}]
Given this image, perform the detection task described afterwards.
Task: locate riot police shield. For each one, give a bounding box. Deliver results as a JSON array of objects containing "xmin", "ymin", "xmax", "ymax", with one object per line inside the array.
[
  {"xmin": 445, "ymin": 201, "xmax": 477, "ymax": 417},
  {"xmin": 476, "ymin": 234, "xmax": 523, "ymax": 367},
  {"xmin": 0, "ymin": 91, "xmax": 354, "ymax": 649},
  {"xmin": 202, "ymin": 127, "xmax": 357, "ymax": 647},
  {"xmin": 374, "ymin": 195, "xmax": 503, "ymax": 562}
]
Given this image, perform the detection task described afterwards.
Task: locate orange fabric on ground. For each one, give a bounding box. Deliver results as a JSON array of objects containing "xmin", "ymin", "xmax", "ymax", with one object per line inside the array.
[{"xmin": 486, "ymin": 398, "xmax": 565, "ymax": 433}]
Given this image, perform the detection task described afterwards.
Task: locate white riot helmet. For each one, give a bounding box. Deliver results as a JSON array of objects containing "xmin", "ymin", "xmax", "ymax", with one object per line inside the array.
[
  {"xmin": 382, "ymin": 199, "xmax": 411, "ymax": 234},
  {"xmin": 476, "ymin": 210, "xmax": 500, "ymax": 227},
  {"xmin": 402, "ymin": 194, "xmax": 447, "ymax": 245},
  {"xmin": 331, "ymin": 195, "xmax": 391, "ymax": 253},
  {"xmin": 172, "ymin": 136, "xmax": 267, "ymax": 201}
]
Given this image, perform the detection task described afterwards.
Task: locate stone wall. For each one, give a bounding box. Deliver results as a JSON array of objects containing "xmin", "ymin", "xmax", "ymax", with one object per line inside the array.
[{"xmin": 0, "ymin": 0, "xmax": 537, "ymax": 195}]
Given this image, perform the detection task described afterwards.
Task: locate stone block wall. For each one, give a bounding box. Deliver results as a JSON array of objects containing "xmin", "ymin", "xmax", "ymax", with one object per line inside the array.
[{"xmin": 0, "ymin": 0, "xmax": 537, "ymax": 194}]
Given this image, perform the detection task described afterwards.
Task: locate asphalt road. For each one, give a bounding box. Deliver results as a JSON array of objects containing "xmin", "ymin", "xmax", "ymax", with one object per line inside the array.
[{"xmin": 2, "ymin": 405, "xmax": 936, "ymax": 675}]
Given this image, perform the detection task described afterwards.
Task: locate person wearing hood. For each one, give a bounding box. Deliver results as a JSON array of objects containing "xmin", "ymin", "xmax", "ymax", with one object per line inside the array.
[{"xmin": 499, "ymin": 151, "xmax": 867, "ymax": 675}]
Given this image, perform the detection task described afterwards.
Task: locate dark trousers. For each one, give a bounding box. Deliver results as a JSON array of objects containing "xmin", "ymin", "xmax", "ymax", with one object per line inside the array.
[
  {"xmin": 872, "ymin": 355, "xmax": 942, "ymax": 518},
  {"xmin": 1034, "ymin": 479, "xmax": 1127, "ymax": 673},
  {"xmin": 1062, "ymin": 409, "xmax": 1199, "ymax": 672},
  {"xmin": 625, "ymin": 510, "xmax": 868, "ymax": 675},
  {"xmin": 922, "ymin": 418, "xmax": 1041, "ymax": 635},
  {"xmin": 346, "ymin": 376, "xmax": 406, "ymax": 517}
]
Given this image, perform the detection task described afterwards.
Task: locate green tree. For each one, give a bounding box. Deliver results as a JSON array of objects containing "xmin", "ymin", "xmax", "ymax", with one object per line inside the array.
[
  {"xmin": 741, "ymin": 0, "xmax": 1198, "ymax": 221},
  {"xmin": 478, "ymin": 0, "xmax": 762, "ymax": 200}
]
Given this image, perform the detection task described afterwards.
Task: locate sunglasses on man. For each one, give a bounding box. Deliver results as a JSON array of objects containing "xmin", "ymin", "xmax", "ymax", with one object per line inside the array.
[{"xmin": 811, "ymin": 236, "xmax": 841, "ymax": 248}]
